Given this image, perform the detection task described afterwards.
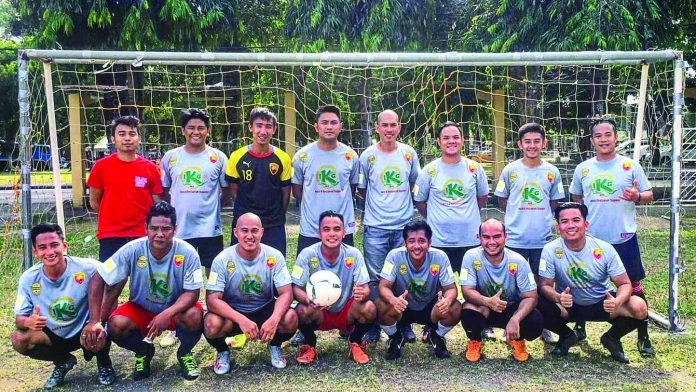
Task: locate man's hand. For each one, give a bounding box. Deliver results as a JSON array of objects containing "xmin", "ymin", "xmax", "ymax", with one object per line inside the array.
[
  {"xmin": 146, "ymin": 312, "xmax": 171, "ymax": 341},
  {"xmin": 24, "ymin": 306, "xmax": 47, "ymax": 331},
  {"xmin": 237, "ymin": 316, "xmax": 260, "ymax": 341},
  {"xmin": 390, "ymin": 290, "xmax": 409, "ymax": 313},
  {"xmin": 505, "ymin": 318, "xmax": 521, "ymax": 342},
  {"xmin": 82, "ymin": 320, "xmax": 106, "ymax": 349},
  {"xmin": 259, "ymin": 316, "xmax": 280, "ymax": 343},
  {"xmin": 559, "ymin": 287, "xmax": 573, "ymax": 308},
  {"xmin": 353, "ymin": 285, "xmax": 370, "ymax": 302},
  {"xmin": 603, "ymin": 291, "xmax": 617, "ymax": 314},
  {"xmin": 620, "ymin": 180, "xmax": 640, "ymax": 202},
  {"xmin": 487, "ymin": 289, "xmax": 507, "ymax": 313},
  {"xmin": 436, "ymin": 291, "xmax": 451, "ymax": 315}
]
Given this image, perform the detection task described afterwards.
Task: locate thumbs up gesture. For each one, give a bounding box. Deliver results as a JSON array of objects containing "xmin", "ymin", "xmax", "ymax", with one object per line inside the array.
[
  {"xmin": 559, "ymin": 287, "xmax": 573, "ymax": 308},
  {"xmin": 603, "ymin": 291, "xmax": 617, "ymax": 314},
  {"xmin": 25, "ymin": 305, "xmax": 47, "ymax": 331},
  {"xmin": 392, "ymin": 290, "xmax": 409, "ymax": 313},
  {"xmin": 436, "ymin": 291, "xmax": 451, "ymax": 315},
  {"xmin": 487, "ymin": 288, "xmax": 507, "ymax": 313},
  {"xmin": 621, "ymin": 180, "xmax": 640, "ymax": 203}
]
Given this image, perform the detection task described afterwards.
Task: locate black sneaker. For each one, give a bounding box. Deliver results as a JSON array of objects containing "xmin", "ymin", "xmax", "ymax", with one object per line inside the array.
[
  {"xmin": 385, "ymin": 332, "xmax": 404, "ymax": 360},
  {"xmin": 421, "ymin": 325, "xmax": 431, "ymax": 344},
  {"xmin": 97, "ymin": 362, "xmax": 116, "ymax": 386},
  {"xmin": 364, "ymin": 324, "xmax": 381, "ymax": 343},
  {"xmin": 177, "ymin": 352, "xmax": 201, "ymax": 380},
  {"xmin": 132, "ymin": 343, "xmax": 155, "ymax": 381},
  {"xmin": 290, "ymin": 331, "xmax": 305, "ymax": 346},
  {"xmin": 44, "ymin": 354, "xmax": 77, "ymax": 389},
  {"xmin": 601, "ymin": 333, "xmax": 629, "ymax": 364},
  {"xmin": 574, "ymin": 321, "xmax": 587, "ymax": 341},
  {"xmin": 637, "ymin": 336, "xmax": 656, "ymax": 357},
  {"xmin": 551, "ymin": 331, "xmax": 579, "ymax": 356},
  {"xmin": 402, "ymin": 324, "xmax": 416, "ymax": 343},
  {"xmin": 428, "ymin": 332, "xmax": 451, "ymax": 359}
]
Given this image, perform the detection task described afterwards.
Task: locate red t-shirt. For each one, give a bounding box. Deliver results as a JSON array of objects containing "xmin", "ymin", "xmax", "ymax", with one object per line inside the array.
[{"xmin": 87, "ymin": 154, "xmax": 163, "ymax": 239}]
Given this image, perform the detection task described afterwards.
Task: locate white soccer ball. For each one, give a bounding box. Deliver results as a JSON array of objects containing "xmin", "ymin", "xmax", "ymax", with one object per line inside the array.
[{"xmin": 306, "ymin": 270, "xmax": 342, "ymax": 307}]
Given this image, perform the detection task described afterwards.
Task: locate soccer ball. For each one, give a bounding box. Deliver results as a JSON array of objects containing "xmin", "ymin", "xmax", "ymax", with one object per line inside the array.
[{"xmin": 306, "ymin": 270, "xmax": 342, "ymax": 307}]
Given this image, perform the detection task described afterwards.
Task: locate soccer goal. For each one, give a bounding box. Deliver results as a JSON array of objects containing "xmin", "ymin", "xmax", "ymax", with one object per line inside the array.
[{"xmin": 8, "ymin": 49, "xmax": 687, "ymax": 331}]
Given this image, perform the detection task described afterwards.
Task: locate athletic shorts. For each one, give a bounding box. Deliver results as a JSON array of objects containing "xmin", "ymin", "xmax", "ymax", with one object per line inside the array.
[
  {"xmin": 538, "ymin": 292, "xmax": 617, "ymax": 323},
  {"xmin": 432, "ymin": 246, "xmax": 476, "ymax": 273},
  {"xmin": 110, "ymin": 301, "xmax": 204, "ymax": 337},
  {"xmin": 319, "ymin": 298, "xmax": 355, "ymax": 333},
  {"xmin": 507, "ymin": 247, "xmax": 543, "ymax": 275},
  {"xmin": 297, "ymin": 233, "xmax": 354, "ymax": 258},
  {"xmin": 184, "ymin": 235, "xmax": 224, "ymax": 269},
  {"xmin": 611, "ymin": 235, "xmax": 646, "ymax": 282},
  {"xmin": 398, "ymin": 297, "xmax": 438, "ymax": 327},
  {"xmin": 43, "ymin": 326, "xmax": 83, "ymax": 353},
  {"xmin": 226, "ymin": 300, "xmax": 276, "ymax": 336},
  {"xmin": 232, "ymin": 224, "xmax": 287, "ymax": 257},
  {"xmin": 99, "ymin": 236, "xmax": 138, "ymax": 262}
]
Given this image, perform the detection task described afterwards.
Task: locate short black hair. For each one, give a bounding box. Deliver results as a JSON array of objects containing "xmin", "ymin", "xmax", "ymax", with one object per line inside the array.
[
  {"xmin": 403, "ymin": 219, "xmax": 432, "ymax": 242},
  {"xmin": 180, "ymin": 108, "xmax": 210, "ymax": 129},
  {"xmin": 108, "ymin": 115, "xmax": 140, "ymax": 136},
  {"xmin": 554, "ymin": 201, "xmax": 588, "ymax": 222},
  {"xmin": 249, "ymin": 107, "xmax": 278, "ymax": 128},
  {"xmin": 316, "ymin": 105, "xmax": 341, "ymax": 122},
  {"xmin": 318, "ymin": 210, "xmax": 344, "ymax": 227},
  {"xmin": 436, "ymin": 121, "xmax": 462, "ymax": 139},
  {"xmin": 30, "ymin": 223, "xmax": 64, "ymax": 247},
  {"xmin": 518, "ymin": 122, "xmax": 546, "ymax": 141},
  {"xmin": 478, "ymin": 218, "xmax": 506, "ymax": 236},
  {"xmin": 588, "ymin": 117, "xmax": 617, "ymax": 135},
  {"xmin": 146, "ymin": 201, "xmax": 177, "ymax": 227}
]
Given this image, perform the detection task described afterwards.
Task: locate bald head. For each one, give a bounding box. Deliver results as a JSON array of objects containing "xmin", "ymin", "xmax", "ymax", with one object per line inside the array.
[
  {"xmin": 375, "ymin": 110, "xmax": 401, "ymax": 144},
  {"xmin": 479, "ymin": 218, "xmax": 505, "ymax": 237},
  {"xmin": 377, "ymin": 109, "xmax": 399, "ymax": 124},
  {"xmin": 236, "ymin": 212, "xmax": 262, "ymax": 228}
]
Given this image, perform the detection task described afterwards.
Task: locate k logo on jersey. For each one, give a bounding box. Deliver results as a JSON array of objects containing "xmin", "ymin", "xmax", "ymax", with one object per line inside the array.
[
  {"xmin": 566, "ymin": 262, "xmax": 590, "ymax": 286},
  {"xmin": 180, "ymin": 166, "xmax": 204, "ymax": 189},
  {"xmin": 406, "ymin": 278, "xmax": 428, "ymax": 298},
  {"xmin": 484, "ymin": 281, "xmax": 504, "ymax": 299},
  {"xmin": 520, "ymin": 182, "xmax": 543, "ymax": 205},
  {"xmin": 239, "ymin": 274, "xmax": 263, "ymax": 296},
  {"xmin": 441, "ymin": 179, "xmax": 466, "ymax": 202},
  {"xmin": 590, "ymin": 174, "xmax": 615, "ymax": 197},
  {"xmin": 49, "ymin": 296, "xmax": 78, "ymax": 324},
  {"xmin": 148, "ymin": 273, "xmax": 172, "ymax": 303},
  {"xmin": 316, "ymin": 165, "xmax": 339, "ymax": 188},
  {"xmin": 381, "ymin": 166, "xmax": 404, "ymax": 189}
]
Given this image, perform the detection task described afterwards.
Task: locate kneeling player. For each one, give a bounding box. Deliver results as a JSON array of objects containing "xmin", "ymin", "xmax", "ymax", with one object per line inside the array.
[
  {"xmin": 376, "ymin": 220, "xmax": 461, "ymax": 360},
  {"xmin": 538, "ymin": 202, "xmax": 648, "ymax": 363},
  {"xmin": 292, "ymin": 211, "xmax": 376, "ymax": 364},
  {"xmin": 89, "ymin": 202, "xmax": 205, "ymax": 380},
  {"xmin": 204, "ymin": 213, "xmax": 297, "ymax": 373},
  {"xmin": 460, "ymin": 219, "xmax": 543, "ymax": 363},
  {"xmin": 12, "ymin": 223, "xmax": 115, "ymax": 389}
]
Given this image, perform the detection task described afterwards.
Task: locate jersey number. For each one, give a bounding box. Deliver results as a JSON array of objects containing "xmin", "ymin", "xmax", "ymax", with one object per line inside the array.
[{"xmin": 242, "ymin": 170, "xmax": 253, "ymax": 181}]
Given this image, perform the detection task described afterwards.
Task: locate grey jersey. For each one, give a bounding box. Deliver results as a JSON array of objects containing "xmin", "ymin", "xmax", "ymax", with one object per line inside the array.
[
  {"xmin": 98, "ymin": 237, "xmax": 203, "ymax": 313},
  {"xmin": 569, "ymin": 155, "xmax": 651, "ymax": 244},
  {"xmin": 161, "ymin": 146, "xmax": 229, "ymax": 239},
  {"xmin": 460, "ymin": 248, "xmax": 537, "ymax": 303},
  {"xmin": 291, "ymin": 243, "xmax": 369, "ymax": 313},
  {"xmin": 494, "ymin": 160, "xmax": 565, "ymax": 248},
  {"xmin": 292, "ymin": 142, "xmax": 360, "ymax": 237},
  {"xmin": 14, "ymin": 256, "xmax": 100, "ymax": 338},
  {"xmin": 207, "ymin": 244, "xmax": 292, "ymax": 313},
  {"xmin": 539, "ymin": 237, "xmax": 626, "ymax": 306},
  {"xmin": 413, "ymin": 157, "xmax": 489, "ymax": 246},
  {"xmin": 358, "ymin": 143, "xmax": 420, "ymax": 229},
  {"xmin": 379, "ymin": 247, "xmax": 455, "ymax": 311}
]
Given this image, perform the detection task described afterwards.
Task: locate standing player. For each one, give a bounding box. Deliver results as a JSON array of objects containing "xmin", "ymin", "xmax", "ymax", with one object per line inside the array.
[
  {"xmin": 88, "ymin": 115, "xmax": 163, "ymax": 262},
  {"xmin": 12, "ymin": 224, "xmax": 115, "ymax": 389},
  {"xmin": 86, "ymin": 202, "xmax": 205, "ymax": 380},
  {"xmin": 376, "ymin": 220, "xmax": 461, "ymax": 360},
  {"xmin": 292, "ymin": 105, "xmax": 360, "ymax": 255},
  {"xmin": 204, "ymin": 213, "xmax": 298, "ymax": 373},
  {"xmin": 459, "ymin": 219, "xmax": 543, "ymax": 363},
  {"xmin": 537, "ymin": 202, "xmax": 649, "ymax": 363},
  {"xmin": 227, "ymin": 107, "xmax": 292, "ymax": 255},
  {"xmin": 569, "ymin": 118, "xmax": 654, "ymax": 356},
  {"xmin": 358, "ymin": 109, "xmax": 420, "ymax": 342},
  {"xmin": 494, "ymin": 122, "xmax": 565, "ymax": 343},
  {"xmin": 291, "ymin": 211, "xmax": 376, "ymax": 364}
]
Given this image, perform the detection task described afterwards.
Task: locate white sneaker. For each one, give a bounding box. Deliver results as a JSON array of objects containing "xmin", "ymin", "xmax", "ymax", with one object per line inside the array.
[
  {"xmin": 214, "ymin": 350, "xmax": 231, "ymax": 375},
  {"xmin": 541, "ymin": 329, "xmax": 558, "ymax": 344},
  {"xmin": 269, "ymin": 345, "xmax": 287, "ymax": 369},
  {"xmin": 159, "ymin": 330, "xmax": 178, "ymax": 348}
]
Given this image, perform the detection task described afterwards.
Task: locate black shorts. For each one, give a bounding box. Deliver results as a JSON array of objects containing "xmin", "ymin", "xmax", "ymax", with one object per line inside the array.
[
  {"xmin": 228, "ymin": 301, "xmax": 276, "ymax": 336},
  {"xmin": 99, "ymin": 236, "xmax": 138, "ymax": 262},
  {"xmin": 432, "ymin": 246, "xmax": 476, "ymax": 273},
  {"xmin": 232, "ymin": 224, "xmax": 287, "ymax": 257},
  {"xmin": 297, "ymin": 233, "xmax": 354, "ymax": 257},
  {"xmin": 612, "ymin": 235, "xmax": 645, "ymax": 282},
  {"xmin": 538, "ymin": 293, "xmax": 616, "ymax": 323},
  {"xmin": 507, "ymin": 247, "xmax": 543, "ymax": 275},
  {"xmin": 398, "ymin": 297, "xmax": 438, "ymax": 327},
  {"xmin": 42, "ymin": 326, "xmax": 96, "ymax": 359},
  {"xmin": 185, "ymin": 235, "xmax": 224, "ymax": 269}
]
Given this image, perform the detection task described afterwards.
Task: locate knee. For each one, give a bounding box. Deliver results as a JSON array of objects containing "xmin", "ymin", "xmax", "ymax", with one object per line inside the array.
[
  {"xmin": 179, "ymin": 307, "xmax": 203, "ymax": 331},
  {"xmin": 106, "ymin": 316, "xmax": 131, "ymax": 338},
  {"xmin": 203, "ymin": 315, "xmax": 224, "ymax": 338},
  {"xmin": 10, "ymin": 331, "xmax": 29, "ymax": 353},
  {"xmin": 296, "ymin": 304, "xmax": 316, "ymax": 324},
  {"xmin": 280, "ymin": 309, "xmax": 299, "ymax": 332},
  {"xmin": 361, "ymin": 300, "xmax": 377, "ymax": 322},
  {"xmin": 633, "ymin": 298, "xmax": 648, "ymax": 320}
]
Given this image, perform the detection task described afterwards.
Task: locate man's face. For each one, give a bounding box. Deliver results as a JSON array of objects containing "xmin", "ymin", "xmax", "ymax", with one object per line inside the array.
[
  {"xmin": 32, "ymin": 232, "xmax": 67, "ymax": 268},
  {"xmin": 375, "ymin": 112, "xmax": 401, "ymax": 143},
  {"xmin": 319, "ymin": 216, "xmax": 345, "ymax": 250},
  {"xmin": 557, "ymin": 208, "xmax": 588, "ymax": 242},
  {"xmin": 147, "ymin": 216, "xmax": 176, "ymax": 254},
  {"xmin": 479, "ymin": 221, "xmax": 507, "ymax": 258},
  {"xmin": 111, "ymin": 124, "xmax": 140, "ymax": 153},
  {"xmin": 182, "ymin": 118, "xmax": 209, "ymax": 148},
  {"xmin": 590, "ymin": 123, "xmax": 618, "ymax": 156},
  {"xmin": 437, "ymin": 126, "xmax": 463, "ymax": 156},
  {"xmin": 315, "ymin": 112, "xmax": 341, "ymax": 143},
  {"xmin": 233, "ymin": 217, "xmax": 264, "ymax": 254},
  {"xmin": 517, "ymin": 131, "xmax": 547, "ymax": 159},
  {"xmin": 405, "ymin": 229, "xmax": 430, "ymax": 262},
  {"xmin": 249, "ymin": 117, "xmax": 276, "ymax": 147}
]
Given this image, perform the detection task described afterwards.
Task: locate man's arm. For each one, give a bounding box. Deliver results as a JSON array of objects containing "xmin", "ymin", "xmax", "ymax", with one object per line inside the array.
[
  {"xmin": 414, "ymin": 200, "xmax": 427, "ymax": 218},
  {"xmin": 291, "ymin": 184, "xmax": 303, "ymax": 203},
  {"xmin": 292, "ymin": 284, "xmax": 311, "ymax": 306},
  {"xmin": 228, "ymin": 182, "xmax": 239, "ymax": 201},
  {"xmin": 571, "ymin": 194, "xmax": 583, "ymax": 203},
  {"xmin": 538, "ymin": 276, "xmax": 561, "ymax": 303},
  {"xmin": 89, "ymin": 187, "xmax": 103, "ymax": 211},
  {"xmin": 259, "ymin": 284, "xmax": 294, "ymax": 342},
  {"xmin": 511, "ymin": 290, "xmax": 537, "ymax": 321},
  {"xmin": 281, "ymin": 186, "xmax": 291, "ymax": 212},
  {"xmin": 477, "ymin": 195, "xmax": 488, "ymax": 210},
  {"xmin": 162, "ymin": 187, "xmax": 171, "ymax": 203},
  {"xmin": 497, "ymin": 196, "xmax": 508, "ymax": 211},
  {"xmin": 609, "ymin": 273, "xmax": 633, "ymax": 309},
  {"xmin": 151, "ymin": 194, "xmax": 162, "ymax": 203},
  {"xmin": 99, "ymin": 279, "xmax": 127, "ymax": 322},
  {"xmin": 350, "ymin": 184, "xmax": 357, "ymax": 198},
  {"xmin": 221, "ymin": 185, "xmax": 233, "ymax": 206},
  {"xmin": 461, "ymin": 285, "xmax": 501, "ymax": 309}
]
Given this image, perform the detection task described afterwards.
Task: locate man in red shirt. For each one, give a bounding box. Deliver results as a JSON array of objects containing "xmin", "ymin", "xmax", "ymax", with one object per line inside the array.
[{"xmin": 88, "ymin": 116, "xmax": 163, "ymax": 261}]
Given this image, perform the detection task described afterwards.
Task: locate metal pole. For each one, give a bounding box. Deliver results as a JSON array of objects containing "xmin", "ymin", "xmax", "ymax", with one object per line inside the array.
[
  {"xmin": 633, "ymin": 63, "xmax": 649, "ymax": 162},
  {"xmin": 42, "ymin": 62, "xmax": 66, "ymax": 231},
  {"xmin": 668, "ymin": 56, "xmax": 686, "ymax": 332},
  {"xmin": 17, "ymin": 51, "xmax": 33, "ymax": 271}
]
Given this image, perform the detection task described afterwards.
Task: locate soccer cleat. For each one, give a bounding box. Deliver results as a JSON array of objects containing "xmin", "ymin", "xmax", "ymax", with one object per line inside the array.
[
  {"xmin": 132, "ymin": 343, "xmax": 155, "ymax": 381},
  {"xmin": 637, "ymin": 336, "xmax": 655, "ymax": 357},
  {"xmin": 269, "ymin": 345, "xmax": 287, "ymax": 369},
  {"xmin": 402, "ymin": 323, "xmax": 416, "ymax": 343},
  {"xmin": 177, "ymin": 352, "xmax": 200, "ymax": 380},
  {"xmin": 348, "ymin": 341, "xmax": 370, "ymax": 364},
  {"xmin": 213, "ymin": 350, "xmax": 231, "ymax": 375},
  {"xmin": 465, "ymin": 340, "xmax": 483, "ymax": 363},
  {"xmin": 421, "ymin": 325, "xmax": 431, "ymax": 344},
  {"xmin": 385, "ymin": 332, "xmax": 404, "ymax": 361},
  {"xmin": 290, "ymin": 331, "xmax": 305, "ymax": 346},
  {"xmin": 574, "ymin": 322, "xmax": 587, "ymax": 341},
  {"xmin": 159, "ymin": 330, "xmax": 178, "ymax": 348},
  {"xmin": 509, "ymin": 340, "xmax": 529, "ymax": 362},
  {"xmin": 363, "ymin": 324, "xmax": 381, "ymax": 344},
  {"xmin": 482, "ymin": 327, "xmax": 497, "ymax": 341},
  {"xmin": 428, "ymin": 332, "xmax": 450, "ymax": 359},
  {"xmin": 601, "ymin": 333, "xmax": 630, "ymax": 364},
  {"xmin": 541, "ymin": 329, "xmax": 558, "ymax": 344},
  {"xmin": 295, "ymin": 344, "xmax": 317, "ymax": 364},
  {"xmin": 44, "ymin": 354, "xmax": 77, "ymax": 389},
  {"xmin": 97, "ymin": 362, "xmax": 116, "ymax": 386},
  {"xmin": 551, "ymin": 331, "xmax": 578, "ymax": 356}
]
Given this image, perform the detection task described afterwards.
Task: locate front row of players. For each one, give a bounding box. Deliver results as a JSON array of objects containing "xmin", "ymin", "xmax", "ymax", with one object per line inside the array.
[{"xmin": 13, "ymin": 201, "xmax": 648, "ymax": 388}]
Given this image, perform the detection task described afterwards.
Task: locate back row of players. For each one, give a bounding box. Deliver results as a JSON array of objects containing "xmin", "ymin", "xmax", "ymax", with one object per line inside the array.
[{"xmin": 12, "ymin": 105, "xmax": 654, "ymax": 389}]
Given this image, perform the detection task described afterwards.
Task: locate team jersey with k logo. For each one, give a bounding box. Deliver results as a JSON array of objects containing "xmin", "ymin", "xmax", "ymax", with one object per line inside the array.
[{"xmin": 460, "ymin": 247, "xmax": 536, "ymax": 303}]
